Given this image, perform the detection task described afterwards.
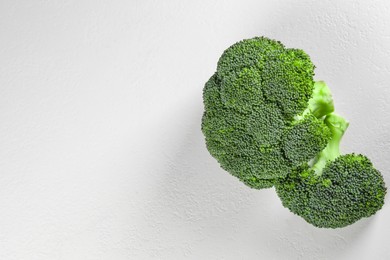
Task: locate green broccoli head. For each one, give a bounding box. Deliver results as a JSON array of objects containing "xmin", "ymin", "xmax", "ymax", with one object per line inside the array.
[
  {"xmin": 202, "ymin": 37, "xmax": 331, "ymax": 188},
  {"xmin": 275, "ymin": 113, "xmax": 386, "ymax": 228},
  {"xmin": 216, "ymin": 38, "xmax": 314, "ymax": 119},
  {"xmin": 276, "ymin": 154, "xmax": 386, "ymax": 228},
  {"xmin": 202, "ymin": 36, "xmax": 386, "ymax": 228}
]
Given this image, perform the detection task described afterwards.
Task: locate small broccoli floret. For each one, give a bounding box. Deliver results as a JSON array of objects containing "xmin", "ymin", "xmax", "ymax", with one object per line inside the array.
[
  {"xmin": 201, "ymin": 37, "xmax": 330, "ymax": 189},
  {"xmin": 276, "ymin": 155, "xmax": 386, "ymax": 228},
  {"xmin": 276, "ymin": 114, "xmax": 387, "ymax": 228},
  {"xmin": 282, "ymin": 114, "xmax": 331, "ymax": 165},
  {"xmin": 217, "ymin": 38, "xmax": 314, "ymax": 119},
  {"xmin": 314, "ymin": 154, "xmax": 386, "ymax": 228}
]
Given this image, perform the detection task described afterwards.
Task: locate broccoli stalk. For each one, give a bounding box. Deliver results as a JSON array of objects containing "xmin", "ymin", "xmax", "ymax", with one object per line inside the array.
[
  {"xmin": 299, "ymin": 80, "xmax": 349, "ymax": 175},
  {"xmin": 311, "ymin": 113, "xmax": 349, "ymax": 175},
  {"xmin": 295, "ymin": 81, "xmax": 334, "ymax": 121},
  {"xmin": 303, "ymin": 80, "xmax": 350, "ymax": 175},
  {"xmin": 307, "ymin": 81, "xmax": 335, "ymax": 119},
  {"xmin": 303, "ymin": 81, "xmax": 349, "ymax": 175}
]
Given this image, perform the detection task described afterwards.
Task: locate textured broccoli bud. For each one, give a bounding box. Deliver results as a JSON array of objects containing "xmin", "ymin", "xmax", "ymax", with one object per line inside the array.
[
  {"xmin": 276, "ymin": 154, "xmax": 387, "ymax": 228},
  {"xmin": 282, "ymin": 114, "xmax": 330, "ymax": 165},
  {"xmin": 201, "ymin": 37, "xmax": 330, "ymax": 189},
  {"xmin": 276, "ymin": 113, "xmax": 387, "ymax": 228}
]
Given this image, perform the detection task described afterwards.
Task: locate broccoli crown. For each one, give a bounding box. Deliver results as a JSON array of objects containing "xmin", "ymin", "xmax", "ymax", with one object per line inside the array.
[
  {"xmin": 276, "ymin": 113, "xmax": 387, "ymax": 228},
  {"xmin": 202, "ymin": 36, "xmax": 387, "ymax": 228},
  {"xmin": 275, "ymin": 154, "xmax": 386, "ymax": 228},
  {"xmin": 201, "ymin": 37, "xmax": 331, "ymax": 188}
]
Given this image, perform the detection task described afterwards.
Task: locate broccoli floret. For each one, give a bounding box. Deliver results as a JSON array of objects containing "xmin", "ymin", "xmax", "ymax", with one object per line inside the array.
[
  {"xmin": 276, "ymin": 114, "xmax": 387, "ymax": 228},
  {"xmin": 201, "ymin": 37, "xmax": 330, "ymax": 188},
  {"xmin": 202, "ymin": 36, "xmax": 386, "ymax": 228},
  {"xmin": 282, "ymin": 113, "xmax": 331, "ymax": 165}
]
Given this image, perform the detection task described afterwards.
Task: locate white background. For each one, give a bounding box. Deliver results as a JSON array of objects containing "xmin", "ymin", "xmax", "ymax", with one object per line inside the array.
[{"xmin": 1, "ymin": 1, "xmax": 390, "ymax": 259}]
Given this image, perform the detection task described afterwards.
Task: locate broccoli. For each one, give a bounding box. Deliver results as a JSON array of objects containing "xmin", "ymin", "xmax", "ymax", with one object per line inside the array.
[
  {"xmin": 201, "ymin": 36, "xmax": 386, "ymax": 228},
  {"xmin": 275, "ymin": 113, "xmax": 386, "ymax": 228},
  {"xmin": 202, "ymin": 37, "xmax": 331, "ymax": 187}
]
